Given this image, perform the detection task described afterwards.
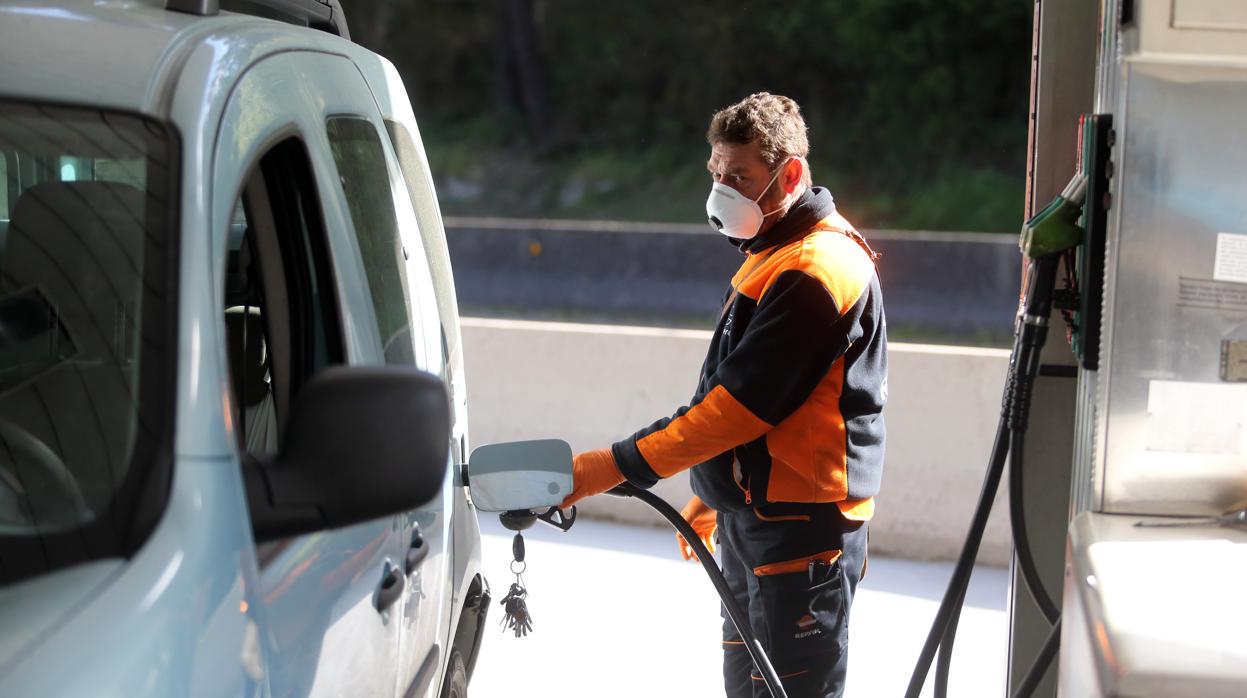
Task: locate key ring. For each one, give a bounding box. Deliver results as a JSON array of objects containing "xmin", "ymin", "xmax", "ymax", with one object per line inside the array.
[{"xmin": 510, "ymin": 559, "xmax": 527, "ymax": 576}]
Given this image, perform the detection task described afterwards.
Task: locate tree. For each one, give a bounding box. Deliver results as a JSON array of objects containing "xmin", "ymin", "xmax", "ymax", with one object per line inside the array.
[{"xmin": 498, "ymin": 0, "xmax": 551, "ymax": 147}]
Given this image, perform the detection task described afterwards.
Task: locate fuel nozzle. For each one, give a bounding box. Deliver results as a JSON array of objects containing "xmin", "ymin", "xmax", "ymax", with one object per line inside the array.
[
  {"xmin": 1016, "ymin": 172, "xmax": 1089, "ymax": 335},
  {"xmin": 1007, "ymin": 173, "xmax": 1091, "ymax": 431},
  {"xmin": 498, "ymin": 505, "xmax": 577, "ymax": 532},
  {"xmin": 1020, "ymin": 173, "xmax": 1088, "ymax": 258}
]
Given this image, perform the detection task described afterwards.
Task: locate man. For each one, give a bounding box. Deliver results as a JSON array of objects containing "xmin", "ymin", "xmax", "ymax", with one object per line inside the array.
[{"xmin": 562, "ymin": 92, "xmax": 887, "ymax": 698}]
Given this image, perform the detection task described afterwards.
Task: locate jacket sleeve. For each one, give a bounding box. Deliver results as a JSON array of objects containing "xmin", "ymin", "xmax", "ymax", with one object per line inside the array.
[{"xmin": 611, "ymin": 267, "xmax": 870, "ymax": 488}]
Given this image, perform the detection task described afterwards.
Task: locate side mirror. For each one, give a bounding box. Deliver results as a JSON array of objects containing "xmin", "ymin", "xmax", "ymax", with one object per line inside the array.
[
  {"xmin": 467, "ymin": 439, "xmax": 573, "ymax": 512},
  {"xmin": 244, "ymin": 365, "xmax": 451, "ymax": 543}
]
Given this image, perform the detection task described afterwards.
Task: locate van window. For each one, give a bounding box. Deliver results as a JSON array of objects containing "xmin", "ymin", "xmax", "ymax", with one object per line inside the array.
[
  {"xmin": 0, "ymin": 153, "xmax": 8, "ymax": 218},
  {"xmin": 0, "ymin": 101, "xmax": 176, "ymax": 585},
  {"xmin": 325, "ymin": 117, "xmax": 417, "ymax": 365},
  {"xmin": 384, "ymin": 120, "xmax": 459, "ymax": 374},
  {"xmin": 224, "ymin": 138, "xmax": 344, "ymax": 459}
]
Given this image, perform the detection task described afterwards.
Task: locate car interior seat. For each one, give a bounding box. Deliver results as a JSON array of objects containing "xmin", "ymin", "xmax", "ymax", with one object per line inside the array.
[
  {"xmin": 0, "ymin": 180, "xmax": 149, "ymax": 539},
  {"xmin": 225, "ymin": 305, "xmax": 277, "ymax": 454}
]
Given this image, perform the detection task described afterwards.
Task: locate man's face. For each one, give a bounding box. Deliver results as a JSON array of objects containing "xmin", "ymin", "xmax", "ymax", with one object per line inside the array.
[{"xmin": 706, "ymin": 140, "xmax": 793, "ymax": 233}]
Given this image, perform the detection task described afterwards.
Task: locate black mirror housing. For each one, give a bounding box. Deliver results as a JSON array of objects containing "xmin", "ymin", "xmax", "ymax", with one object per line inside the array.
[{"xmin": 244, "ymin": 365, "xmax": 451, "ymax": 543}]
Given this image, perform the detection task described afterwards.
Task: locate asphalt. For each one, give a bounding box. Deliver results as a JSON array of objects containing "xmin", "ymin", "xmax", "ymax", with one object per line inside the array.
[{"xmin": 469, "ymin": 515, "xmax": 1009, "ymax": 697}]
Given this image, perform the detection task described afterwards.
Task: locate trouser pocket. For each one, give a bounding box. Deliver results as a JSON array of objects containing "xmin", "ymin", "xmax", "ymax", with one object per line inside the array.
[
  {"xmin": 719, "ymin": 507, "xmax": 863, "ymax": 697},
  {"xmin": 754, "ymin": 551, "xmax": 848, "ymax": 653},
  {"xmin": 749, "ymin": 552, "xmax": 850, "ymax": 698}
]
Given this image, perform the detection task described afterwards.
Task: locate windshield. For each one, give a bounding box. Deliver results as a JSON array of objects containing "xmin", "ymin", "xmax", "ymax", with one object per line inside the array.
[{"xmin": 0, "ymin": 101, "xmax": 175, "ymax": 585}]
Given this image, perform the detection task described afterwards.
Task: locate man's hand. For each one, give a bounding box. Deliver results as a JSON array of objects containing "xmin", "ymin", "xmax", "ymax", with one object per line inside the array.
[
  {"xmin": 560, "ymin": 448, "xmax": 625, "ymax": 509},
  {"xmin": 677, "ymin": 495, "xmax": 717, "ymax": 561}
]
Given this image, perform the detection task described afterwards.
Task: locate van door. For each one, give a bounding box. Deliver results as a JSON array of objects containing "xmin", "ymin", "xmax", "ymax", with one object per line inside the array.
[
  {"xmin": 351, "ymin": 58, "xmax": 467, "ymax": 696},
  {"xmin": 212, "ymin": 52, "xmax": 410, "ymax": 698},
  {"xmin": 318, "ymin": 107, "xmax": 450, "ymax": 698}
]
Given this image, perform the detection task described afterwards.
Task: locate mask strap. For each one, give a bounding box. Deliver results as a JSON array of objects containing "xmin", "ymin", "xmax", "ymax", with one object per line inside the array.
[
  {"xmin": 752, "ymin": 163, "xmax": 787, "ymax": 204},
  {"xmin": 757, "ymin": 157, "xmax": 801, "ymax": 217},
  {"xmin": 761, "ymin": 201, "xmax": 789, "ymax": 217}
]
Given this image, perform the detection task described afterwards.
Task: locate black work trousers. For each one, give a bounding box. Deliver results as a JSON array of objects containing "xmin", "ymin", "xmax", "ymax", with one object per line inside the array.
[{"xmin": 718, "ymin": 504, "xmax": 867, "ymax": 698}]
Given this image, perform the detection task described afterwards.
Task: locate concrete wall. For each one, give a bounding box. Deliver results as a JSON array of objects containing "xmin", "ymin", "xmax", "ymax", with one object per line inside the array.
[{"xmin": 463, "ymin": 317, "xmax": 1014, "ymax": 566}]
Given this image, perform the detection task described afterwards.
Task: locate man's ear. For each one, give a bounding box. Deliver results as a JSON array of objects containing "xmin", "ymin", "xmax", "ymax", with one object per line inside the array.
[{"xmin": 782, "ymin": 157, "xmax": 804, "ymax": 193}]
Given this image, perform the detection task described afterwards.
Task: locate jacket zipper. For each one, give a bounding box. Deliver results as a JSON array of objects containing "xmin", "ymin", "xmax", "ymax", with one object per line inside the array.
[{"xmin": 732, "ymin": 455, "xmax": 752, "ymax": 505}]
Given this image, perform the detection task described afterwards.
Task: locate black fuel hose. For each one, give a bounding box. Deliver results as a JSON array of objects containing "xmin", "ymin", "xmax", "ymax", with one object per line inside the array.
[
  {"xmin": 910, "ymin": 253, "xmax": 1065, "ymax": 698},
  {"xmin": 1005, "ymin": 254, "xmax": 1063, "ymax": 625},
  {"xmin": 1008, "ymin": 431, "xmax": 1060, "ymax": 623},
  {"xmin": 933, "ymin": 430, "xmax": 1059, "ymax": 697},
  {"xmin": 607, "ymin": 483, "xmax": 789, "ymax": 698},
  {"xmin": 933, "ymin": 581, "xmax": 967, "ymax": 698},
  {"xmin": 904, "ymin": 419, "xmax": 1012, "ymax": 698}
]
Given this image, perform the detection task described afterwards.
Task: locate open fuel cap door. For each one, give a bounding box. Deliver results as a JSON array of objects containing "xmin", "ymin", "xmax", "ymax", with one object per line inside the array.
[{"xmin": 467, "ymin": 439, "xmax": 573, "ymax": 512}]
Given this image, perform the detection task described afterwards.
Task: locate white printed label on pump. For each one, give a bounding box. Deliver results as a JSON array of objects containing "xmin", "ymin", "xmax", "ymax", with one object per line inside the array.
[
  {"xmin": 1146, "ymin": 380, "xmax": 1247, "ymax": 455},
  {"xmin": 1213, "ymin": 233, "xmax": 1247, "ymax": 284}
]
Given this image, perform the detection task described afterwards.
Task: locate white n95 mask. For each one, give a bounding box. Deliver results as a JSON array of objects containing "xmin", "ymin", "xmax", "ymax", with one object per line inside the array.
[{"xmin": 705, "ymin": 162, "xmax": 793, "ymax": 240}]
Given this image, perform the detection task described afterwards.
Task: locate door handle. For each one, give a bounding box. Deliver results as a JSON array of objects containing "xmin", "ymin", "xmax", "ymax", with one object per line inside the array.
[
  {"xmin": 405, "ymin": 531, "xmax": 428, "ymax": 574},
  {"xmin": 375, "ymin": 562, "xmax": 405, "ymax": 612}
]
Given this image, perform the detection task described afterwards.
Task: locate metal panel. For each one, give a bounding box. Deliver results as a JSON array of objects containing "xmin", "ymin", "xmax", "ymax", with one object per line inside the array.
[
  {"xmin": 1172, "ymin": 0, "xmax": 1247, "ymax": 32},
  {"xmin": 1098, "ymin": 58, "xmax": 1247, "ymax": 515},
  {"xmin": 1129, "ymin": 0, "xmax": 1247, "ymax": 58},
  {"xmin": 1071, "ymin": 0, "xmax": 1124, "ymax": 520},
  {"xmin": 1071, "ymin": 370, "xmax": 1099, "ymax": 516},
  {"xmin": 1009, "ymin": 1, "xmax": 1099, "ymax": 695}
]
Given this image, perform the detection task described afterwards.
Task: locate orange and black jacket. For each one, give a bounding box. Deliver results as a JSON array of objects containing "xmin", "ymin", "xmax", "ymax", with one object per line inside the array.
[{"xmin": 610, "ymin": 187, "xmax": 887, "ymax": 519}]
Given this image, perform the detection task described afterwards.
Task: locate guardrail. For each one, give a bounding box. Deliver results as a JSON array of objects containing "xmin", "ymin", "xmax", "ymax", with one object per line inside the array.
[{"xmin": 445, "ymin": 217, "xmax": 1021, "ymax": 340}]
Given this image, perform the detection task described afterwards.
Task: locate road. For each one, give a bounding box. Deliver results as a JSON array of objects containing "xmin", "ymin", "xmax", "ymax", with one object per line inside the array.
[{"xmin": 470, "ymin": 515, "xmax": 1008, "ymax": 697}]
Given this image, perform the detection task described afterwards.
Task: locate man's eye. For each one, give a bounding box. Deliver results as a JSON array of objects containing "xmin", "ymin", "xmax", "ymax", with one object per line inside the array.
[{"xmin": 732, "ymin": 175, "xmax": 746, "ymax": 184}]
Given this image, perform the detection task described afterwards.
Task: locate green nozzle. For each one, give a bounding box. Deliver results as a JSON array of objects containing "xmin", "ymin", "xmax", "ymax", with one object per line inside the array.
[{"xmin": 1020, "ymin": 174, "xmax": 1088, "ymax": 258}]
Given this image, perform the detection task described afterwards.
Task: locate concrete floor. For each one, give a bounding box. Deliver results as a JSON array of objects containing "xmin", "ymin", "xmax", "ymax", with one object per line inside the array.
[{"xmin": 469, "ymin": 516, "xmax": 1009, "ymax": 697}]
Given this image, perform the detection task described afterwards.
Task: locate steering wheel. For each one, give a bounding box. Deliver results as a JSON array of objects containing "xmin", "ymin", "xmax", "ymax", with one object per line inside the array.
[{"xmin": 0, "ymin": 420, "xmax": 93, "ymax": 534}]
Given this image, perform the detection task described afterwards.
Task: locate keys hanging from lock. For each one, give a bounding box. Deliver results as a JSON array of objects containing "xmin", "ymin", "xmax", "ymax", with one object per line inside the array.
[
  {"xmin": 499, "ymin": 531, "xmax": 533, "ymax": 637},
  {"xmin": 493, "ymin": 506, "xmax": 577, "ymax": 638},
  {"xmin": 499, "ymin": 582, "xmax": 532, "ymax": 638}
]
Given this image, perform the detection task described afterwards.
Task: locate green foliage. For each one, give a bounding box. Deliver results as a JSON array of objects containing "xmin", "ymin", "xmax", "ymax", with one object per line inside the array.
[
  {"xmin": 351, "ymin": 0, "xmax": 1035, "ymax": 232},
  {"xmin": 898, "ymin": 167, "xmax": 1027, "ymax": 232}
]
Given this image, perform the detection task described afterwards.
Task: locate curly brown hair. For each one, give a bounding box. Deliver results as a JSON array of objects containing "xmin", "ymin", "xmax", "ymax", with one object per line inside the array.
[{"xmin": 706, "ymin": 92, "xmax": 810, "ymax": 172}]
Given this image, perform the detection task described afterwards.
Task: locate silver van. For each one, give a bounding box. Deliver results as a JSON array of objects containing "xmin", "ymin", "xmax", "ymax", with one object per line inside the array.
[{"xmin": 0, "ymin": 0, "xmax": 488, "ymax": 695}]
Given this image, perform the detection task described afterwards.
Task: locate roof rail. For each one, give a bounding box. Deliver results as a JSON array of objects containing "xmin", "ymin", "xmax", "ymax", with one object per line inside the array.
[
  {"xmin": 167, "ymin": 0, "xmax": 219, "ymax": 16},
  {"xmin": 169, "ymin": 0, "xmax": 350, "ymax": 40}
]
